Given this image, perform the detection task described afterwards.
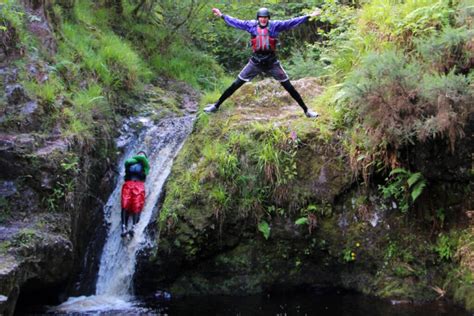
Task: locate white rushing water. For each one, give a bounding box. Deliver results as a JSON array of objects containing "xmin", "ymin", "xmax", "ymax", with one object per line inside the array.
[{"xmin": 53, "ymin": 115, "xmax": 194, "ymax": 313}]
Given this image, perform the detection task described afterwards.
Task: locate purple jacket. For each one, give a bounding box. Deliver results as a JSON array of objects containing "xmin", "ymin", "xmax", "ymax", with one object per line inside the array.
[{"xmin": 222, "ymin": 15, "xmax": 310, "ymax": 38}]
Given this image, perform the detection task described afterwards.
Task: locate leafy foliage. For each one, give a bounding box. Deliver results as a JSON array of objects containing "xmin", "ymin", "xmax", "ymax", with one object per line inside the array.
[
  {"xmin": 258, "ymin": 220, "xmax": 271, "ymax": 240},
  {"xmin": 287, "ymin": 0, "xmax": 358, "ymax": 80},
  {"xmin": 342, "ymin": 247, "xmax": 356, "ymax": 262},
  {"xmin": 435, "ymin": 233, "xmax": 457, "ymax": 261},
  {"xmin": 344, "ymin": 47, "xmax": 471, "ymax": 174},
  {"xmin": 358, "ymin": 0, "xmax": 454, "ymax": 46},
  {"xmin": 379, "ymin": 168, "xmax": 427, "ymax": 213},
  {"xmin": 295, "ymin": 0, "xmax": 473, "ymax": 180},
  {"xmin": 1, "ymin": 0, "xmax": 37, "ymax": 59},
  {"xmin": 415, "ymin": 26, "xmax": 473, "ymax": 74}
]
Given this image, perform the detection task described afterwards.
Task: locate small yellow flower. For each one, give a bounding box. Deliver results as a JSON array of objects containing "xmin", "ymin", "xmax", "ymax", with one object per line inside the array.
[
  {"xmin": 356, "ymin": 242, "xmax": 361, "ymax": 247},
  {"xmin": 351, "ymin": 252, "xmax": 356, "ymax": 257}
]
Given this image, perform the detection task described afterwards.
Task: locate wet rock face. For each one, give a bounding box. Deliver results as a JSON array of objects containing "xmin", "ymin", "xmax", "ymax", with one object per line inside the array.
[
  {"xmin": 0, "ymin": 181, "xmax": 17, "ymax": 198},
  {"xmin": 410, "ymin": 131, "xmax": 473, "ymax": 183},
  {"xmin": 141, "ymin": 219, "xmax": 342, "ymax": 297},
  {"xmin": 1, "ymin": 68, "xmax": 44, "ymax": 132},
  {"xmin": 21, "ymin": 0, "xmax": 58, "ymax": 55},
  {"xmin": 0, "ymin": 231, "xmax": 74, "ymax": 316},
  {"xmin": 0, "ymin": 21, "xmax": 20, "ymax": 63},
  {"xmin": 0, "ymin": 96, "xmax": 114, "ymax": 316},
  {"xmin": 5, "ymin": 84, "xmax": 29, "ymax": 105},
  {"xmin": 0, "ymin": 132, "xmax": 113, "ymax": 316},
  {"xmin": 0, "ymin": 180, "xmax": 40, "ymax": 216},
  {"xmin": 0, "ymin": 0, "xmax": 60, "ymax": 133}
]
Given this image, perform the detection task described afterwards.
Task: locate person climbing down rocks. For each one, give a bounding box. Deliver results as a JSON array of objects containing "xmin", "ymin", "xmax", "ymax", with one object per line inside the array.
[
  {"xmin": 204, "ymin": 7, "xmax": 322, "ymax": 118},
  {"xmin": 121, "ymin": 150, "xmax": 150, "ymax": 238}
]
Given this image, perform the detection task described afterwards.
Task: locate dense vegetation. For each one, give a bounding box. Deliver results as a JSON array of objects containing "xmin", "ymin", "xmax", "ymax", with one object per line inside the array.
[
  {"xmin": 156, "ymin": 0, "xmax": 473, "ymax": 310},
  {"xmin": 159, "ymin": 0, "xmax": 472, "ymax": 235},
  {"xmin": 1, "ymin": 0, "xmax": 472, "ymax": 312}
]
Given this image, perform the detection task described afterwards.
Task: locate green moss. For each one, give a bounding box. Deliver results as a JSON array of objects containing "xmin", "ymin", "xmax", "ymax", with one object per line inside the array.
[
  {"xmin": 453, "ymin": 276, "xmax": 474, "ymax": 312},
  {"xmin": 0, "ymin": 241, "xmax": 11, "ymax": 254},
  {"xmin": 11, "ymin": 228, "xmax": 41, "ymax": 248}
]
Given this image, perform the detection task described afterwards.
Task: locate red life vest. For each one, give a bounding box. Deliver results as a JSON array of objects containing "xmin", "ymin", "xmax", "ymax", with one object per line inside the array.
[{"xmin": 251, "ymin": 25, "xmax": 277, "ymax": 53}]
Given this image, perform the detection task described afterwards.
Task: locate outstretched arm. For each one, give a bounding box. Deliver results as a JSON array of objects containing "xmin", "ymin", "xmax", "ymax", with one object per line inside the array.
[
  {"xmin": 212, "ymin": 7, "xmax": 253, "ymax": 32},
  {"xmin": 273, "ymin": 8, "xmax": 322, "ymax": 32}
]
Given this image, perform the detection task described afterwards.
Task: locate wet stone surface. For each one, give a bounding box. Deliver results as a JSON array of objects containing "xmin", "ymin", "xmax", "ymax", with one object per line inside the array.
[
  {"xmin": 5, "ymin": 84, "xmax": 29, "ymax": 105},
  {"xmin": 0, "ymin": 181, "xmax": 17, "ymax": 198}
]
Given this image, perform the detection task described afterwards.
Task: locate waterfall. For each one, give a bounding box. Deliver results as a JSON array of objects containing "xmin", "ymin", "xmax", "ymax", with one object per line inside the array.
[{"xmin": 53, "ymin": 114, "xmax": 195, "ymax": 313}]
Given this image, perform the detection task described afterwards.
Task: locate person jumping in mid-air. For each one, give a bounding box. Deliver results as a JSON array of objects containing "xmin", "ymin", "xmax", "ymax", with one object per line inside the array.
[
  {"xmin": 121, "ymin": 150, "xmax": 150, "ymax": 238},
  {"xmin": 204, "ymin": 7, "xmax": 322, "ymax": 118}
]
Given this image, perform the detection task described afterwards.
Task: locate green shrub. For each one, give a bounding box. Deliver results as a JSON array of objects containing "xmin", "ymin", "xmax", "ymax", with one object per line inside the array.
[
  {"xmin": 314, "ymin": 0, "xmax": 359, "ymax": 80},
  {"xmin": 11, "ymin": 228, "xmax": 40, "ymax": 248},
  {"xmin": 285, "ymin": 45, "xmax": 323, "ymax": 79},
  {"xmin": 417, "ymin": 71, "xmax": 471, "ymax": 151},
  {"xmin": 344, "ymin": 48, "xmax": 472, "ymax": 171},
  {"xmin": 359, "ymin": 0, "xmax": 453, "ymax": 46},
  {"xmin": 150, "ymin": 42, "xmax": 224, "ymax": 90},
  {"xmin": 0, "ymin": 1, "xmax": 24, "ymax": 30},
  {"xmin": 344, "ymin": 51, "xmax": 419, "ymax": 159},
  {"xmin": 258, "ymin": 220, "xmax": 271, "ymax": 240},
  {"xmin": 210, "ymin": 184, "xmax": 230, "ymax": 219},
  {"xmin": 0, "ymin": 0, "xmax": 29, "ymax": 48},
  {"xmin": 416, "ymin": 26, "xmax": 473, "ymax": 74}
]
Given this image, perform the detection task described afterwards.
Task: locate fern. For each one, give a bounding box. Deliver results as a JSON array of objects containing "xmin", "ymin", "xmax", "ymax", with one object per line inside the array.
[
  {"xmin": 407, "ymin": 172, "xmax": 422, "ymax": 187},
  {"xmin": 390, "ymin": 168, "xmax": 409, "ymax": 176},
  {"xmin": 295, "ymin": 217, "xmax": 309, "ymax": 225},
  {"xmin": 258, "ymin": 221, "xmax": 271, "ymax": 240},
  {"xmin": 411, "ymin": 180, "xmax": 427, "ymax": 202},
  {"xmin": 380, "ymin": 168, "xmax": 427, "ymax": 213}
]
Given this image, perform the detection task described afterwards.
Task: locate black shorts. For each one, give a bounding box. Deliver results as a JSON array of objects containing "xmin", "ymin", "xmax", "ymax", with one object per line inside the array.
[{"xmin": 238, "ymin": 58, "xmax": 289, "ymax": 82}]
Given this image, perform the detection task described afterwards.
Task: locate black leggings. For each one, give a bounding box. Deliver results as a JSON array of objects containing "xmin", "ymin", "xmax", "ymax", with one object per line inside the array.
[
  {"xmin": 280, "ymin": 80, "xmax": 308, "ymax": 112},
  {"xmin": 121, "ymin": 209, "xmax": 140, "ymax": 229},
  {"xmin": 215, "ymin": 78, "xmax": 246, "ymax": 109},
  {"xmin": 215, "ymin": 78, "xmax": 308, "ymax": 112}
]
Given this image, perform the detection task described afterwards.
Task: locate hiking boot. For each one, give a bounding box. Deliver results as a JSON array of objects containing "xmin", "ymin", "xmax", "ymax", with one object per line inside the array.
[
  {"xmin": 128, "ymin": 229, "xmax": 134, "ymax": 238},
  {"xmin": 204, "ymin": 104, "xmax": 218, "ymax": 113},
  {"xmin": 305, "ymin": 110, "xmax": 319, "ymax": 118}
]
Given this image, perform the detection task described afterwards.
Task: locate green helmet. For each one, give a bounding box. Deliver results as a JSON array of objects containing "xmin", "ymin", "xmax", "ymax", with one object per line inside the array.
[{"xmin": 256, "ymin": 7, "xmax": 270, "ymax": 19}]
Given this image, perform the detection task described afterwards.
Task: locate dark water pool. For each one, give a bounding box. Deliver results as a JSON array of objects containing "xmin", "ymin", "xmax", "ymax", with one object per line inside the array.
[
  {"xmin": 139, "ymin": 290, "xmax": 470, "ymax": 316},
  {"xmin": 18, "ymin": 289, "xmax": 471, "ymax": 315}
]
